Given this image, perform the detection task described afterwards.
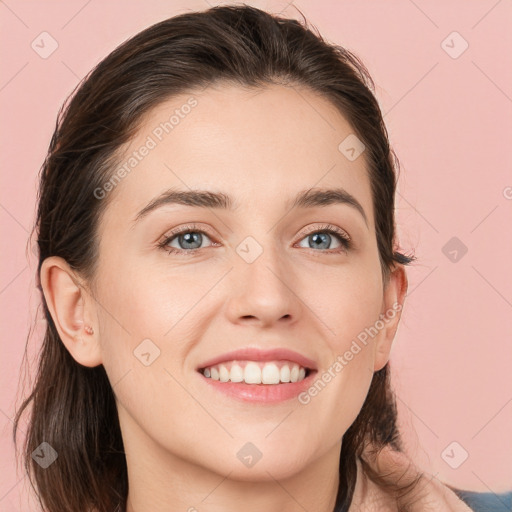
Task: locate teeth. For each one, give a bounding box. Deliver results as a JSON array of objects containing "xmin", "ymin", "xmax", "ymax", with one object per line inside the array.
[
  {"xmin": 219, "ymin": 364, "xmax": 229, "ymax": 382},
  {"xmin": 201, "ymin": 360, "xmax": 309, "ymax": 385},
  {"xmin": 244, "ymin": 362, "xmax": 261, "ymax": 384},
  {"xmin": 230, "ymin": 364, "xmax": 244, "ymax": 383},
  {"xmin": 261, "ymin": 363, "xmax": 280, "ymax": 384}
]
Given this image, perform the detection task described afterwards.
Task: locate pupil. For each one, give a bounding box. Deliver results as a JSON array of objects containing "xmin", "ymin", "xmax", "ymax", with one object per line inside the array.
[
  {"xmin": 311, "ymin": 232, "xmax": 329, "ymax": 249},
  {"xmin": 181, "ymin": 232, "xmax": 201, "ymax": 249}
]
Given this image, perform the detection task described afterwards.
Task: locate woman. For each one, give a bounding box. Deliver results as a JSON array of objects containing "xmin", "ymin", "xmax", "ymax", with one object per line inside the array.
[{"xmin": 12, "ymin": 5, "xmax": 511, "ymax": 511}]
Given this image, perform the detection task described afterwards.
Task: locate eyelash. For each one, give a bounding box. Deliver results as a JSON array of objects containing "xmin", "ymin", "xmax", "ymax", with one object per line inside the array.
[{"xmin": 158, "ymin": 222, "xmax": 352, "ymax": 256}]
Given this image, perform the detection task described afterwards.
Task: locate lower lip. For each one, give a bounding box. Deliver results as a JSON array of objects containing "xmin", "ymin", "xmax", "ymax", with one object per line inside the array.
[{"xmin": 197, "ymin": 370, "xmax": 318, "ymax": 403}]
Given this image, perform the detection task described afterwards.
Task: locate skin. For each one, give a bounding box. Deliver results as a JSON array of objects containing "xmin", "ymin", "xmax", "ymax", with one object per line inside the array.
[{"xmin": 39, "ymin": 82, "xmax": 460, "ymax": 512}]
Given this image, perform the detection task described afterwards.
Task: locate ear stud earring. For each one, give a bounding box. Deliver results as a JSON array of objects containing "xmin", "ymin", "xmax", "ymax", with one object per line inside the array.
[{"xmin": 84, "ymin": 325, "xmax": 94, "ymax": 335}]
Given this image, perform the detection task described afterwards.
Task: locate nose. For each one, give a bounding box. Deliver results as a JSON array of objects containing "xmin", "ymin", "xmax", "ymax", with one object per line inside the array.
[{"xmin": 224, "ymin": 242, "xmax": 303, "ymax": 328}]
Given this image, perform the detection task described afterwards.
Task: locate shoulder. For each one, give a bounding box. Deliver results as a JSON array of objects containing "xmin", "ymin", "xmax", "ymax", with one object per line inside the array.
[{"xmin": 450, "ymin": 487, "xmax": 512, "ymax": 512}]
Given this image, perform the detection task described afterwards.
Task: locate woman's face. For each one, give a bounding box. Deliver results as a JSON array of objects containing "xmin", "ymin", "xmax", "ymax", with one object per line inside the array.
[{"xmin": 87, "ymin": 83, "xmax": 406, "ymax": 481}]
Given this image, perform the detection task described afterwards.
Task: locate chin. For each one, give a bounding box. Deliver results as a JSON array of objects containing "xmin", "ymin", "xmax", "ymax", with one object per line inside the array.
[{"xmin": 217, "ymin": 460, "xmax": 308, "ymax": 483}]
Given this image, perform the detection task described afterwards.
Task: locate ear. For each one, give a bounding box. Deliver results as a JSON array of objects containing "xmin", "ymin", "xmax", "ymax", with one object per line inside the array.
[
  {"xmin": 39, "ymin": 256, "xmax": 102, "ymax": 367},
  {"xmin": 373, "ymin": 264, "xmax": 408, "ymax": 372}
]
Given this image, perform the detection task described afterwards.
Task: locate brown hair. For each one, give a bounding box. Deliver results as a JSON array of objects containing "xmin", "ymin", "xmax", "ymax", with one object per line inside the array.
[{"xmin": 13, "ymin": 5, "xmax": 418, "ymax": 511}]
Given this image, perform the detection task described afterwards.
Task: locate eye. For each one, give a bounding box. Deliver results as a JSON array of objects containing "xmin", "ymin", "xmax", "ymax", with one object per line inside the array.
[
  {"xmin": 158, "ymin": 222, "xmax": 352, "ymax": 256},
  {"xmin": 295, "ymin": 223, "xmax": 352, "ymax": 254},
  {"xmin": 158, "ymin": 224, "xmax": 217, "ymax": 256}
]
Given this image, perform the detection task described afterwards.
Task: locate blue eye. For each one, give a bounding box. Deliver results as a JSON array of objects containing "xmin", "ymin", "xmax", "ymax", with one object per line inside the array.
[
  {"xmin": 159, "ymin": 223, "xmax": 352, "ymax": 255},
  {"xmin": 297, "ymin": 225, "xmax": 351, "ymax": 253},
  {"xmin": 159, "ymin": 224, "xmax": 214, "ymax": 255}
]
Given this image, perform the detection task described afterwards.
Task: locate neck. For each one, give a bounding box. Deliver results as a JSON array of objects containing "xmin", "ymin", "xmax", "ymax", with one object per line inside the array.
[{"xmin": 121, "ymin": 411, "xmax": 343, "ymax": 512}]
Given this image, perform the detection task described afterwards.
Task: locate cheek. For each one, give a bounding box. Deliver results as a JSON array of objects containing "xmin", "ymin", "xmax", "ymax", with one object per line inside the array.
[
  {"xmin": 296, "ymin": 268, "xmax": 382, "ymax": 437},
  {"xmin": 92, "ymin": 265, "xmax": 169, "ymax": 389},
  {"xmin": 96, "ymin": 258, "xmax": 203, "ymax": 348},
  {"xmin": 112, "ymin": 257, "xmax": 221, "ymax": 333},
  {"xmin": 93, "ymin": 260, "xmax": 210, "ymax": 411},
  {"xmin": 303, "ymin": 267, "xmax": 383, "ymax": 355},
  {"xmin": 289, "ymin": 342, "xmax": 374, "ymax": 466}
]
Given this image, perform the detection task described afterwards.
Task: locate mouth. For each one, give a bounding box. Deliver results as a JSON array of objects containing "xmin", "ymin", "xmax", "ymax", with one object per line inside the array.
[
  {"xmin": 195, "ymin": 347, "xmax": 318, "ymax": 403},
  {"xmin": 196, "ymin": 346, "xmax": 317, "ymax": 383},
  {"xmin": 198, "ymin": 360, "xmax": 314, "ymax": 385}
]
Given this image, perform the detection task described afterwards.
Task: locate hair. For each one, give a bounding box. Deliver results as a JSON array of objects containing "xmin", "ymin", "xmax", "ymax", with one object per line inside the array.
[{"xmin": 13, "ymin": 5, "xmax": 419, "ymax": 512}]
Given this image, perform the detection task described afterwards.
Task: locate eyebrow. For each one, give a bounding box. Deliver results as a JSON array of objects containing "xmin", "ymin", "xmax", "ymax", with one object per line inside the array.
[{"xmin": 133, "ymin": 186, "xmax": 369, "ymax": 228}]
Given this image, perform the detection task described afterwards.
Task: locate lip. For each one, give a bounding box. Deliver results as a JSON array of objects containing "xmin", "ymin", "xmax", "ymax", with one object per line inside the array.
[
  {"xmin": 198, "ymin": 368, "xmax": 318, "ymax": 403},
  {"xmin": 196, "ymin": 347, "xmax": 318, "ymax": 372}
]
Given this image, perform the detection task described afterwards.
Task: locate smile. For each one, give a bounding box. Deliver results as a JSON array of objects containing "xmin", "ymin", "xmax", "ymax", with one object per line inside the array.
[{"xmin": 199, "ymin": 360, "xmax": 310, "ymax": 384}]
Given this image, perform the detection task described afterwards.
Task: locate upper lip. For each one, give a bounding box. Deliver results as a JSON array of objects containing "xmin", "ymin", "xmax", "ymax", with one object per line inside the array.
[{"xmin": 197, "ymin": 347, "xmax": 318, "ymax": 371}]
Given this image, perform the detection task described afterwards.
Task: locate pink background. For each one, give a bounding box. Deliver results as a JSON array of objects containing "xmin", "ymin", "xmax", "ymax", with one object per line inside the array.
[{"xmin": 1, "ymin": 0, "xmax": 511, "ymax": 509}]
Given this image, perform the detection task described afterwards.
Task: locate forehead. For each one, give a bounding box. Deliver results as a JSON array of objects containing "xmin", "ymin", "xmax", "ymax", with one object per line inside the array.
[{"xmin": 100, "ymin": 83, "xmax": 374, "ymax": 231}]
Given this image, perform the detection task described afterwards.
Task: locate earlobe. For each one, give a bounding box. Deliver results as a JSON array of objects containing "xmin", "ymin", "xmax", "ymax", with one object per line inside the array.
[
  {"xmin": 373, "ymin": 265, "xmax": 408, "ymax": 372},
  {"xmin": 40, "ymin": 256, "xmax": 102, "ymax": 367}
]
